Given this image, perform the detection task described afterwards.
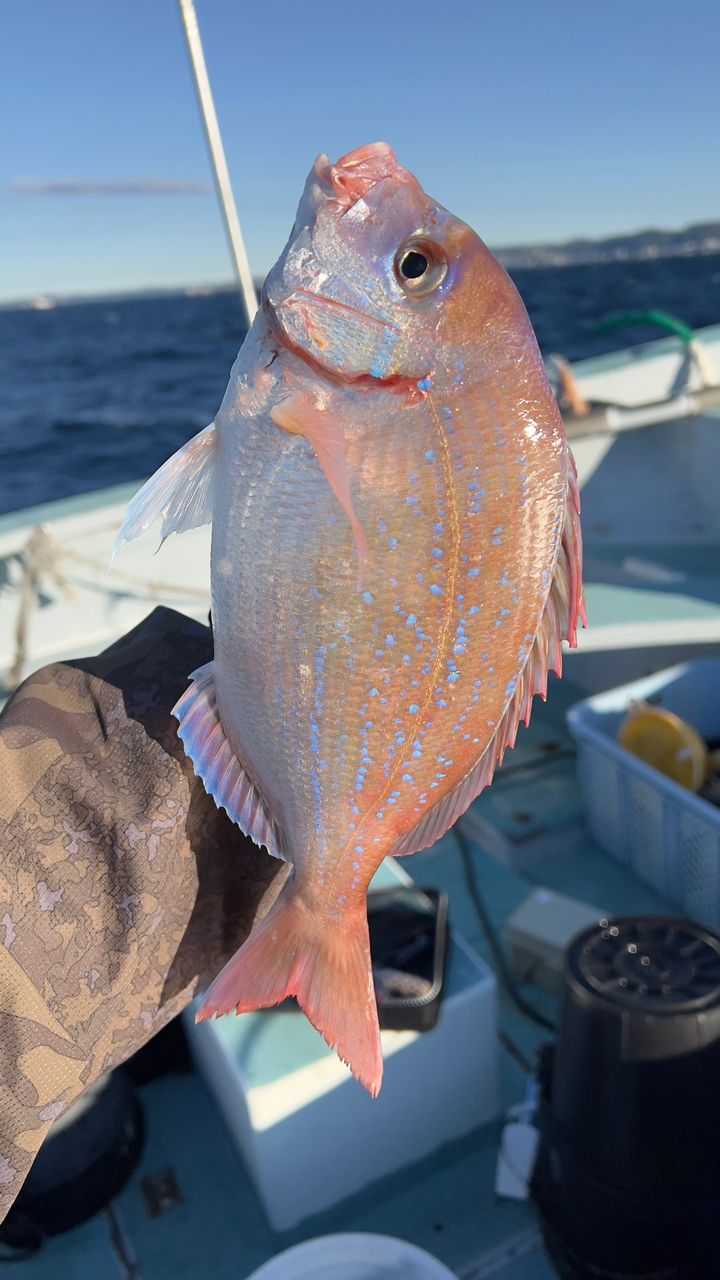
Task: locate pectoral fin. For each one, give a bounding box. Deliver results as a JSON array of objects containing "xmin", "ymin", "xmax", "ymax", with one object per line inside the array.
[
  {"xmin": 113, "ymin": 422, "xmax": 216, "ymax": 558},
  {"xmin": 271, "ymin": 394, "xmax": 367, "ymax": 583}
]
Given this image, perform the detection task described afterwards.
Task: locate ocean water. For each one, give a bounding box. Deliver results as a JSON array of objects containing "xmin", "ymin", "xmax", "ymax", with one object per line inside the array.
[{"xmin": 1, "ymin": 253, "xmax": 718, "ymax": 517}]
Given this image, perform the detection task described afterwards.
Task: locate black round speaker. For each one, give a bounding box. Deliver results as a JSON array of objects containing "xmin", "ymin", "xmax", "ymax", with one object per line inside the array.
[
  {"xmin": 531, "ymin": 915, "xmax": 720, "ymax": 1280},
  {"xmin": 0, "ymin": 1070, "xmax": 144, "ymax": 1256}
]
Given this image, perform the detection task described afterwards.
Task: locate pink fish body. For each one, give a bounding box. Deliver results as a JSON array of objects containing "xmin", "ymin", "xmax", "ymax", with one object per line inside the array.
[{"xmin": 117, "ymin": 143, "xmax": 584, "ymax": 1095}]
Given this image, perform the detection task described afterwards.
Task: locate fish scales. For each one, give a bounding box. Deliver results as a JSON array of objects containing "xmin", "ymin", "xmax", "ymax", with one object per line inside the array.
[
  {"xmin": 117, "ymin": 142, "xmax": 584, "ymax": 1094},
  {"xmin": 215, "ymin": 380, "xmax": 561, "ymax": 886}
]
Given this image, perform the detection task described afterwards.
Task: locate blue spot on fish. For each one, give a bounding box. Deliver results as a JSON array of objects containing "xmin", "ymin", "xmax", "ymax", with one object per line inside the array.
[{"xmin": 430, "ymin": 584, "xmax": 444, "ymax": 597}]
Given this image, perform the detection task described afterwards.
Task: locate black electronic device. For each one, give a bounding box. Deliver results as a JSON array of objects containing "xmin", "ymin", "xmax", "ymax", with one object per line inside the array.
[{"xmin": 531, "ymin": 915, "xmax": 720, "ymax": 1280}]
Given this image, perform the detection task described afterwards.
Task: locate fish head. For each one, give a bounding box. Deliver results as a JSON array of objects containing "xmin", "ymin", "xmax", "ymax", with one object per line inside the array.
[{"xmin": 263, "ymin": 142, "xmax": 506, "ymax": 386}]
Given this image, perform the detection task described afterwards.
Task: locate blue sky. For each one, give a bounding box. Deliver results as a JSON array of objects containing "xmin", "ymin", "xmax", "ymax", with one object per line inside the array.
[{"xmin": 1, "ymin": 0, "xmax": 718, "ymax": 301}]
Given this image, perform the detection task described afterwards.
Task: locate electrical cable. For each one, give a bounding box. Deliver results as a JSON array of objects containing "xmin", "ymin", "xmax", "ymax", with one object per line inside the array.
[
  {"xmin": 498, "ymin": 1029, "xmax": 534, "ymax": 1076},
  {"xmin": 455, "ymin": 825, "xmax": 555, "ymax": 1033}
]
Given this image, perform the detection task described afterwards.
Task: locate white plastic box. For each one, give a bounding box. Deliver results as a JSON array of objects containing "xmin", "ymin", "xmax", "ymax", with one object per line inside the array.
[
  {"xmin": 184, "ymin": 853, "xmax": 498, "ymax": 1231},
  {"xmin": 567, "ymin": 658, "xmax": 720, "ymax": 928}
]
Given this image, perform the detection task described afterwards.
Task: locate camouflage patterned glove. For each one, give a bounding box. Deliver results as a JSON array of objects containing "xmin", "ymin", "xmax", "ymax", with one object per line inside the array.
[{"xmin": 0, "ymin": 607, "xmax": 288, "ymax": 1222}]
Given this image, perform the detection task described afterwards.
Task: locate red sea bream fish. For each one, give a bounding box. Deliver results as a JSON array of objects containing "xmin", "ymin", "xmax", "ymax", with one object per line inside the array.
[{"xmin": 117, "ymin": 142, "xmax": 585, "ymax": 1096}]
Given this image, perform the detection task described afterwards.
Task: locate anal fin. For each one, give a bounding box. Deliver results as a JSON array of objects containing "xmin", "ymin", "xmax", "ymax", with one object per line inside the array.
[{"xmin": 173, "ymin": 662, "xmax": 287, "ymax": 861}]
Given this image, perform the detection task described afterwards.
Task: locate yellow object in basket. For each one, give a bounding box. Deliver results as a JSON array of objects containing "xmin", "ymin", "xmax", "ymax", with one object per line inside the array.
[{"xmin": 618, "ymin": 702, "xmax": 708, "ymax": 792}]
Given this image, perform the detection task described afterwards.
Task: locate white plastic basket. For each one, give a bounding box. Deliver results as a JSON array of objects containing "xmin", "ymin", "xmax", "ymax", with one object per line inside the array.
[{"xmin": 567, "ymin": 659, "xmax": 720, "ymax": 928}]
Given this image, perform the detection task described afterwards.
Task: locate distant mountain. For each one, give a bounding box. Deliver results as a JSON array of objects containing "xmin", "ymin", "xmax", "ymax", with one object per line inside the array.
[{"xmin": 495, "ymin": 221, "xmax": 720, "ymax": 269}]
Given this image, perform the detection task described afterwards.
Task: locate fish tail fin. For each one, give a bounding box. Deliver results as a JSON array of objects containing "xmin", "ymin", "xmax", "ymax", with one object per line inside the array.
[{"xmin": 197, "ymin": 885, "xmax": 383, "ymax": 1097}]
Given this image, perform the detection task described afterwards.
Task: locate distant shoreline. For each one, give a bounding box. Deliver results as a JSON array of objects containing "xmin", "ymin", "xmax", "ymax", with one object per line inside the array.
[
  {"xmin": 496, "ymin": 220, "xmax": 720, "ymax": 270},
  {"xmin": 2, "ymin": 220, "xmax": 718, "ymax": 311}
]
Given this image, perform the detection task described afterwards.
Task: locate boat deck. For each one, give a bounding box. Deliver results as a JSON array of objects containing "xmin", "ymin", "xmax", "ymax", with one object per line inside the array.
[{"xmin": 15, "ymin": 675, "xmax": 674, "ymax": 1280}]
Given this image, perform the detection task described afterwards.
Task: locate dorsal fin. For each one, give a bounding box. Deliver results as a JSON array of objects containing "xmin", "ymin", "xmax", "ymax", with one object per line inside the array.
[
  {"xmin": 173, "ymin": 662, "xmax": 287, "ymax": 861},
  {"xmin": 391, "ymin": 460, "xmax": 585, "ymax": 858},
  {"xmin": 113, "ymin": 422, "xmax": 216, "ymax": 557}
]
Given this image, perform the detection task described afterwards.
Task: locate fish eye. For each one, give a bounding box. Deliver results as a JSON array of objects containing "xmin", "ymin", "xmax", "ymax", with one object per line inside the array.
[{"xmin": 394, "ymin": 238, "xmax": 447, "ymax": 297}]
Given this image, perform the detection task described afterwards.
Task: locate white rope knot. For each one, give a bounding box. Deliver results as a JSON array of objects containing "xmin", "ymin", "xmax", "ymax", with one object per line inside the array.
[{"xmin": 4, "ymin": 526, "xmax": 73, "ymax": 695}]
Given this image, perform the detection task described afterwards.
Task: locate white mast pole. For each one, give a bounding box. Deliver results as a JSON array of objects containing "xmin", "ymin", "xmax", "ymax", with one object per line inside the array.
[{"xmin": 177, "ymin": 0, "xmax": 258, "ymax": 329}]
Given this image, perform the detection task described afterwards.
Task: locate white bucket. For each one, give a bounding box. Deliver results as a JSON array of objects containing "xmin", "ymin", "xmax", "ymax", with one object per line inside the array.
[{"xmin": 246, "ymin": 1232, "xmax": 460, "ymax": 1279}]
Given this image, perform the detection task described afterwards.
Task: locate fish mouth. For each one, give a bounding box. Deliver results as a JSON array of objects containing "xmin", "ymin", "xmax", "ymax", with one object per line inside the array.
[{"xmin": 316, "ymin": 142, "xmax": 417, "ymax": 212}]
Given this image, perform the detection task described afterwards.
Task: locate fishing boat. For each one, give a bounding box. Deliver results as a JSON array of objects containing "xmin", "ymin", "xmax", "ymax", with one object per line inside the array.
[
  {"xmin": 3, "ymin": 5, "xmax": 720, "ymax": 1278},
  {"xmin": 4, "ymin": 319, "xmax": 720, "ymax": 1278}
]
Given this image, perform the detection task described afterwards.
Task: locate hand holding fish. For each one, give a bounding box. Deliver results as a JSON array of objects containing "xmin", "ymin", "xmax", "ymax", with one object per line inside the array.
[
  {"xmin": 0, "ymin": 609, "xmax": 289, "ymax": 1223},
  {"xmin": 117, "ymin": 143, "xmax": 585, "ymax": 1097}
]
